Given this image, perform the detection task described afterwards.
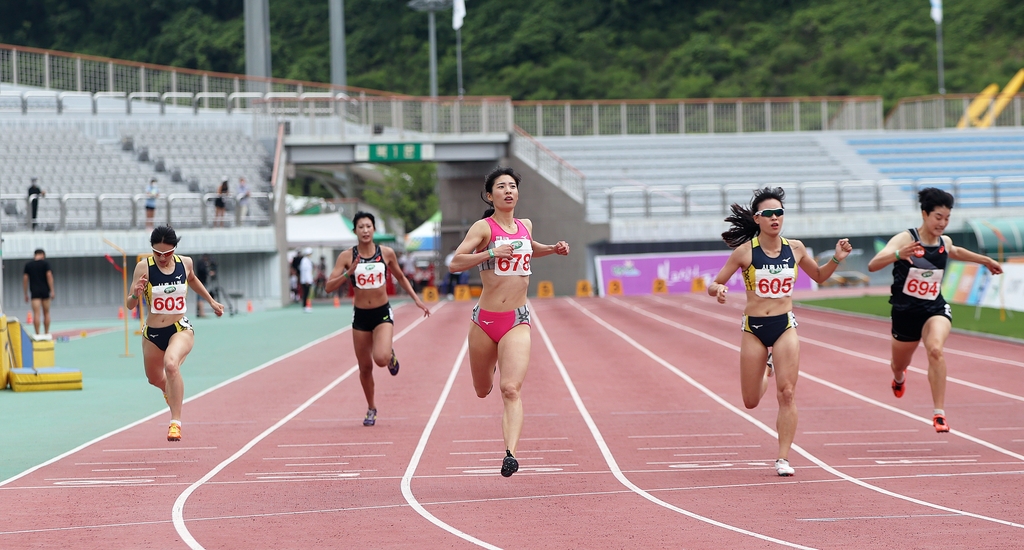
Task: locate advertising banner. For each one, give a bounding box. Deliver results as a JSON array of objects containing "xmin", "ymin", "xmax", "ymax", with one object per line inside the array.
[{"xmin": 594, "ymin": 251, "xmax": 817, "ymax": 297}]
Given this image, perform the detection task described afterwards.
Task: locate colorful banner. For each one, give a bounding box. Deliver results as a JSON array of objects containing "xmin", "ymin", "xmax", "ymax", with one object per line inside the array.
[
  {"xmin": 942, "ymin": 260, "xmax": 1024, "ymax": 312},
  {"xmin": 594, "ymin": 251, "xmax": 817, "ymax": 297}
]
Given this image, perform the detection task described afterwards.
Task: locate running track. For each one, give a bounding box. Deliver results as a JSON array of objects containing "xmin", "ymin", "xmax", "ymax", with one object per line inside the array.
[{"xmin": 2, "ymin": 296, "xmax": 1024, "ymax": 549}]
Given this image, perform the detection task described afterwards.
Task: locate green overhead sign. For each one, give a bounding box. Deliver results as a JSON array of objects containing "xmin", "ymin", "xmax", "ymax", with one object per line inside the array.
[{"xmin": 355, "ymin": 143, "xmax": 435, "ymax": 163}]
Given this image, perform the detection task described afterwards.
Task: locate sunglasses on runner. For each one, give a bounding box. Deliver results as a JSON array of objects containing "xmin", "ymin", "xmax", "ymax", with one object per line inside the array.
[
  {"xmin": 754, "ymin": 208, "xmax": 785, "ymax": 218},
  {"xmin": 151, "ymin": 247, "xmax": 176, "ymax": 258}
]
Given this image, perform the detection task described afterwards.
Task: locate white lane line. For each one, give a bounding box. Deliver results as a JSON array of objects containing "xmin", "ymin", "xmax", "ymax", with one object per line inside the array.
[
  {"xmin": 172, "ymin": 302, "xmax": 443, "ymax": 550},
  {"xmin": 593, "ymin": 297, "xmax": 1024, "ymax": 530},
  {"xmin": 277, "ymin": 441, "xmax": 393, "ymax": 447},
  {"xmin": 103, "ymin": 447, "xmax": 217, "ymax": 452},
  {"xmin": 628, "ymin": 433, "xmax": 743, "ymax": 439},
  {"xmin": 532, "ymin": 308, "xmax": 817, "ymax": 549},
  {"xmin": 0, "ymin": 321, "xmax": 359, "ymax": 488},
  {"xmin": 400, "ymin": 338, "xmax": 502, "ymax": 550}
]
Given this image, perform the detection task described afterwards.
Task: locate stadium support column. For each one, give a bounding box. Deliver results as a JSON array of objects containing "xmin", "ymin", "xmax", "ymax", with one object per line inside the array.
[
  {"xmin": 330, "ymin": 0, "xmax": 347, "ymax": 89},
  {"xmin": 245, "ymin": 0, "xmax": 272, "ymax": 92}
]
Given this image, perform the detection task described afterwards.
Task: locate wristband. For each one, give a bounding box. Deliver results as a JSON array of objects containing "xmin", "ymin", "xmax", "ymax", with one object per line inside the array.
[
  {"xmin": 830, "ymin": 256, "xmax": 841, "ymax": 265},
  {"xmin": 488, "ymin": 249, "xmax": 495, "ymax": 259},
  {"xmin": 128, "ymin": 293, "xmax": 138, "ymax": 300},
  {"xmin": 894, "ymin": 250, "xmax": 900, "ymax": 260}
]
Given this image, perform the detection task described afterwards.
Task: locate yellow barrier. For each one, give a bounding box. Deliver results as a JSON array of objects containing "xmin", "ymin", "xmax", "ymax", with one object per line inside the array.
[
  {"xmin": 422, "ymin": 286, "xmax": 439, "ymax": 302},
  {"xmin": 454, "ymin": 284, "xmax": 472, "ymax": 301},
  {"xmin": 691, "ymin": 277, "xmax": 707, "ymax": 293},
  {"xmin": 980, "ymin": 69, "xmax": 1024, "ymax": 128},
  {"xmin": 537, "ymin": 281, "xmax": 555, "ymax": 298},
  {"xmin": 652, "ymin": 278, "xmax": 668, "ymax": 294},
  {"xmin": 957, "ymin": 83, "xmax": 999, "ymax": 128},
  {"xmin": 607, "ymin": 280, "xmax": 623, "ymax": 295},
  {"xmin": 576, "ymin": 280, "xmax": 593, "ymax": 297},
  {"xmin": 0, "ymin": 315, "xmax": 9, "ymax": 389}
]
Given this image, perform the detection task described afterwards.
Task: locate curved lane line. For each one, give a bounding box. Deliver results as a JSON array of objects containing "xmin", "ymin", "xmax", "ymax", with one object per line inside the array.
[
  {"xmin": 173, "ymin": 303, "xmax": 442, "ymax": 550},
  {"xmin": 0, "ymin": 325, "xmax": 354, "ymax": 488},
  {"xmin": 591, "ymin": 298, "xmax": 1024, "ymax": 529},
  {"xmin": 531, "ymin": 309, "xmax": 817, "ymax": 549},
  {"xmin": 399, "ymin": 339, "xmax": 501, "ymax": 550}
]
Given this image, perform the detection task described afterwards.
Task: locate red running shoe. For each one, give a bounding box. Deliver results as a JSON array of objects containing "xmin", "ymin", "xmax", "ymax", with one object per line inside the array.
[
  {"xmin": 933, "ymin": 414, "xmax": 950, "ymax": 433},
  {"xmin": 892, "ymin": 378, "xmax": 905, "ymax": 398}
]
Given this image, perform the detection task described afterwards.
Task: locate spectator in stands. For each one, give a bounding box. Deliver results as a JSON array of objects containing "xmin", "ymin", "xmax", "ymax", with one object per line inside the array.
[
  {"xmin": 27, "ymin": 176, "xmax": 45, "ymax": 231},
  {"xmin": 237, "ymin": 177, "xmax": 251, "ymax": 223},
  {"xmin": 867, "ymin": 187, "xmax": 1004, "ymax": 434},
  {"xmin": 145, "ymin": 178, "xmax": 159, "ymax": 230},
  {"xmin": 708, "ymin": 186, "xmax": 852, "ymax": 477},
  {"xmin": 213, "ymin": 178, "xmax": 229, "ymax": 227},
  {"xmin": 23, "ymin": 249, "xmax": 55, "ymax": 335},
  {"xmin": 299, "ymin": 247, "xmax": 315, "ymax": 312}
]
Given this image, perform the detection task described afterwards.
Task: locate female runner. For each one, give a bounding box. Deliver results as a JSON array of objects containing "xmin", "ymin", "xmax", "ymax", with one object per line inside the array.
[
  {"xmin": 448, "ymin": 167, "xmax": 570, "ymax": 478},
  {"xmin": 126, "ymin": 226, "xmax": 224, "ymax": 441},
  {"xmin": 867, "ymin": 187, "xmax": 1002, "ymax": 432},
  {"xmin": 708, "ymin": 187, "xmax": 852, "ymax": 476},
  {"xmin": 325, "ymin": 212, "xmax": 431, "ymax": 426}
]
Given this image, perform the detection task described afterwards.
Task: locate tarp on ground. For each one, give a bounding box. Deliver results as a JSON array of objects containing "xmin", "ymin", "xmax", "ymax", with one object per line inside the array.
[
  {"xmin": 286, "ymin": 213, "xmax": 358, "ymax": 248},
  {"xmin": 405, "ymin": 211, "xmax": 440, "ymax": 252}
]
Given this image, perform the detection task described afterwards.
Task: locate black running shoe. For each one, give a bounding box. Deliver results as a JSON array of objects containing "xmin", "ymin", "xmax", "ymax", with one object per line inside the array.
[
  {"xmin": 501, "ymin": 450, "xmax": 519, "ymax": 478},
  {"xmin": 388, "ymin": 351, "xmax": 400, "ymax": 376},
  {"xmin": 363, "ymin": 408, "xmax": 377, "ymax": 426}
]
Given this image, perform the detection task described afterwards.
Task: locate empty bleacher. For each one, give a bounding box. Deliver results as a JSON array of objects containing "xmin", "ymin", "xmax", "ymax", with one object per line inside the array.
[{"xmin": 849, "ymin": 131, "xmax": 1024, "ymax": 180}]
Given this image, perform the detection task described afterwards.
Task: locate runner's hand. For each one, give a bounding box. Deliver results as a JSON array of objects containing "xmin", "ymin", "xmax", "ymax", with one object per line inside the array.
[
  {"xmin": 715, "ymin": 283, "xmax": 728, "ymax": 304},
  {"xmin": 834, "ymin": 238, "xmax": 853, "ymax": 261},
  {"xmin": 554, "ymin": 241, "xmax": 570, "ymax": 255},
  {"xmin": 492, "ymin": 244, "xmax": 514, "ymax": 259},
  {"xmin": 416, "ymin": 300, "xmax": 432, "ymax": 317},
  {"xmin": 211, "ymin": 300, "xmax": 225, "ymax": 317},
  {"xmin": 134, "ymin": 275, "xmax": 148, "ymax": 298}
]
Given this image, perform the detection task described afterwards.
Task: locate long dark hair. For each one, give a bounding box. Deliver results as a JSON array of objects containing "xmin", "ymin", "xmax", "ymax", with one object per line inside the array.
[
  {"xmin": 352, "ymin": 211, "xmax": 376, "ymax": 229},
  {"xmin": 480, "ymin": 167, "xmax": 522, "ymax": 219},
  {"xmin": 721, "ymin": 187, "xmax": 786, "ymax": 249},
  {"xmin": 150, "ymin": 225, "xmax": 180, "ymax": 246}
]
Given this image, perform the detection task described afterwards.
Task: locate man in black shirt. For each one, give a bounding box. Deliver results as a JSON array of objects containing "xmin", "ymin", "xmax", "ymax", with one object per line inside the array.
[
  {"xmin": 28, "ymin": 176, "xmax": 45, "ymax": 231},
  {"xmin": 194, "ymin": 254, "xmax": 213, "ymax": 317},
  {"xmin": 23, "ymin": 249, "xmax": 55, "ymax": 335}
]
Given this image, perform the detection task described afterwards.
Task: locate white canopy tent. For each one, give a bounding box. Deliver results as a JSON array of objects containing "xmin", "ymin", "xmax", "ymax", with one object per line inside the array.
[{"xmin": 286, "ymin": 213, "xmax": 358, "ymax": 249}]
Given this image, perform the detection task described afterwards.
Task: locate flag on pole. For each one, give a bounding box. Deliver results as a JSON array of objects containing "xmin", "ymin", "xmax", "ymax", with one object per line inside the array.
[
  {"xmin": 104, "ymin": 254, "xmax": 123, "ymax": 274},
  {"xmin": 453, "ymin": 0, "xmax": 466, "ymax": 30},
  {"xmin": 930, "ymin": 0, "xmax": 942, "ymax": 24}
]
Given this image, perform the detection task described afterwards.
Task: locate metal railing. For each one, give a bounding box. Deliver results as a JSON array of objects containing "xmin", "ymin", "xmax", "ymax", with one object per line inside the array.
[
  {"xmin": 885, "ymin": 94, "xmax": 1024, "ymax": 130},
  {"xmin": 585, "ymin": 177, "xmax": 1024, "ymax": 222},
  {"xmin": 0, "ymin": 191, "xmax": 273, "ymax": 232},
  {"xmin": 511, "ymin": 126, "xmax": 585, "ymax": 203},
  {"xmin": 512, "ymin": 96, "xmax": 884, "ymax": 137},
  {"xmin": 0, "ymin": 42, "xmax": 392, "ymax": 103}
]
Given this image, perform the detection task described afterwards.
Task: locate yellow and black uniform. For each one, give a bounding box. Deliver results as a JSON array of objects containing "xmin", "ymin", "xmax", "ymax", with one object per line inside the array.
[
  {"xmin": 889, "ymin": 227, "xmax": 951, "ymax": 342},
  {"xmin": 143, "ymin": 255, "xmax": 193, "ymax": 351},
  {"xmin": 741, "ymin": 236, "xmax": 799, "ymax": 347}
]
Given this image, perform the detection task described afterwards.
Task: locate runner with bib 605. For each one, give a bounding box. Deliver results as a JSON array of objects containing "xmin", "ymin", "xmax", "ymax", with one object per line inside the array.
[
  {"xmin": 868, "ymin": 187, "xmax": 1003, "ymax": 433},
  {"xmin": 708, "ymin": 187, "xmax": 852, "ymax": 476}
]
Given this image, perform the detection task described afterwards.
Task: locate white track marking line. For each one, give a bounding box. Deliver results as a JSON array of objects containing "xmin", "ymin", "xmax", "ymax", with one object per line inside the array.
[
  {"xmin": 532, "ymin": 308, "xmax": 817, "ymax": 549},
  {"xmin": 644, "ymin": 295, "xmax": 1024, "ymax": 404},
  {"xmin": 0, "ymin": 323, "xmax": 358, "ymax": 488},
  {"xmin": 589, "ymin": 298, "xmax": 1024, "ymax": 529},
  {"xmin": 619, "ymin": 298, "xmax": 1024, "ymax": 460},
  {"xmin": 400, "ymin": 338, "xmax": 503, "ymax": 550},
  {"xmin": 172, "ymin": 303, "xmax": 443, "ymax": 550},
  {"xmin": 650, "ymin": 294, "xmax": 1024, "ymax": 368}
]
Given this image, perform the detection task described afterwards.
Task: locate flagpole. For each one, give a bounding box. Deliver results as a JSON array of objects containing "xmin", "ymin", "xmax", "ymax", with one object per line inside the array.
[
  {"xmin": 935, "ymin": 21, "xmax": 945, "ymax": 95},
  {"xmin": 456, "ymin": 28, "xmax": 464, "ymax": 98}
]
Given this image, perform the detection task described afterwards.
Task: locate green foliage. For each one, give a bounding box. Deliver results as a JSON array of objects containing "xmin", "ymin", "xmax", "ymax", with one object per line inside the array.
[
  {"xmin": 4, "ymin": 0, "xmax": 1024, "ymax": 109},
  {"xmin": 360, "ymin": 164, "xmax": 438, "ymax": 233}
]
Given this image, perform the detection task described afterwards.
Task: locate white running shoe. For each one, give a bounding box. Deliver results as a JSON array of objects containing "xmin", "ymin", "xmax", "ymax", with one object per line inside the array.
[{"xmin": 775, "ymin": 458, "xmax": 794, "ymax": 476}]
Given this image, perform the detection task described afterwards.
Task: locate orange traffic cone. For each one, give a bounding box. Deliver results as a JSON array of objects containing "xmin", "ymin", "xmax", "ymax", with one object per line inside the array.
[
  {"xmin": 333, "ymin": 295, "xmax": 340, "ymax": 308},
  {"xmin": 26, "ymin": 310, "xmax": 33, "ymax": 324},
  {"xmin": 118, "ymin": 307, "xmax": 125, "ymax": 320},
  {"xmin": 247, "ymin": 300, "xmax": 253, "ymax": 313}
]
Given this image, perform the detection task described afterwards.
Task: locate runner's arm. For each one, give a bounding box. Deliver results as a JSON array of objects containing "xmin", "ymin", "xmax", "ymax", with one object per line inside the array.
[
  {"xmin": 324, "ymin": 250, "xmax": 353, "ymax": 294},
  {"xmin": 868, "ymin": 231, "xmax": 919, "ymax": 272},
  {"xmin": 448, "ymin": 220, "xmax": 493, "ymax": 273},
  {"xmin": 944, "ymin": 236, "xmax": 1003, "ymax": 275}
]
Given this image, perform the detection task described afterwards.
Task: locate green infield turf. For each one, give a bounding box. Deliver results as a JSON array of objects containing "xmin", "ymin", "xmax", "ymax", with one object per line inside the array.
[{"xmin": 796, "ymin": 295, "xmax": 1022, "ymax": 340}]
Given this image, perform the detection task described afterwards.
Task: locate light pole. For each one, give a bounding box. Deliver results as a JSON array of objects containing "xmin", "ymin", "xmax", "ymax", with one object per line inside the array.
[
  {"xmin": 330, "ymin": 0, "xmax": 347, "ymax": 89},
  {"xmin": 931, "ymin": 0, "xmax": 945, "ymax": 95},
  {"xmin": 408, "ymin": 0, "xmax": 452, "ymax": 98}
]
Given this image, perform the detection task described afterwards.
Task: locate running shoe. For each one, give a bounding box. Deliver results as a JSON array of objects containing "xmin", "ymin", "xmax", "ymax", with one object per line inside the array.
[
  {"xmin": 766, "ymin": 352, "xmax": 774, "ymax": 378},
  {"xmin": 388, "ymin": 351, "xmax": 400, "ymax": 376},
  {"xmin": 775, "ymin": 458, "xmax": 794, "ymax": 476},
  {"xmin": 891, "ymin": 378, "xmax": 905, "ymax": 398},
  {"xmin": 501, "ymin": 450, "xmax": 519, "ymax": 478},
  {"xmin": 167, "ymin": 423, "xmax": 181, "ymax": 442},
  {"xmin": 363, "ymin": 408, "xmax": 377, "ymax": 427},
  {"xmin": 933, "ymin": 414, "xmax": 950, "ymax": 433}
]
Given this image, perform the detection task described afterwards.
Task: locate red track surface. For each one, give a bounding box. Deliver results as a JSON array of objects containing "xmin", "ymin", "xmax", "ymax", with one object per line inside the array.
[{"xmin": 2, "ymin": 296, "xmax": 1023, "ymax": 549}]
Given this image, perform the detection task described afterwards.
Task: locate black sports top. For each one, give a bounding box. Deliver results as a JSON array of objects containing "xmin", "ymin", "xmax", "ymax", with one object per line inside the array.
[
  {"xmin": 349, "ymin": 244, "xmax": 389, "ymax": 290},
  {"xmin": 890, "ymin": 227, "xmax": 948, "ymax": 313}
]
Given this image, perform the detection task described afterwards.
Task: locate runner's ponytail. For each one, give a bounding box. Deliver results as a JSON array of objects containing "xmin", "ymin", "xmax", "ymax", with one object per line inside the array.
[{"xmin": 721, "ymin": 186, "xmax": 786, "ymax": 248}]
